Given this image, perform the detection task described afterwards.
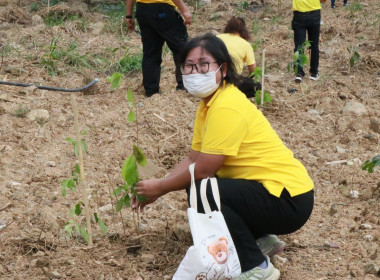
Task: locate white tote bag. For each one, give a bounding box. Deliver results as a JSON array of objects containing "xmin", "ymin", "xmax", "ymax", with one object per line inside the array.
[{"xmin": 172, "ymin": 163, "xmax": 241, "ymax": 280}]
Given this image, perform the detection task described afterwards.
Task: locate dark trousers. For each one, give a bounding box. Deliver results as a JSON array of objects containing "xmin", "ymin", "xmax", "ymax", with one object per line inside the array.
[
  {"xmin": 136, "ymin": 3, "xmax": 188, "ymax": 94},
  {"xmin": 331, "ymin": 0, "xmax": 348, "ymax": 6},
  {"xmin": 187, "ymin": 179, "xmax": 314, "ymax": 272},
  {"xmin": 292, "ymin": 10, "xmax": 321, "ymax": 76},
  {"xmin": 236, "ymin": 76, "xmax": 262, "ymax": 98}
]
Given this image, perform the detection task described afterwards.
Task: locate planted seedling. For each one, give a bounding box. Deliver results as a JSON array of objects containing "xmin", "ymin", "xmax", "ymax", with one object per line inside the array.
[
  {"xmin": 347, "ymin": 46, "xmax": 360, "ymax": 70},
  {"xmin": 107, "ymin": 72, "xmax": 147, "ymax": 233},
  {"xmin": 61, "ymin": 132, "xmax": 107, "ymax": 244},
  {"xmin": 287, "ymin": 41, "xmax": 311, "ymax": 75}
]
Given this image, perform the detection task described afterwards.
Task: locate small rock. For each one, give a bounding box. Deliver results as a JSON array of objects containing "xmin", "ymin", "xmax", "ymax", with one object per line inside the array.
[
  {"xmin": 27, "ymin": 109, "xmax": 49, "ymax": 124},
  {"xmin": 360, "ymin": 223, "xmax": 372, "ymax": 230},
  {"xmin": 45, "ymin": 161, "xmax": 56, "ymax": 167},
  {"xmin": 363, "ymin": 133, "xmax": 376, "ymax": 140},
  {"xmin": 43, "ymin": 268, "xmax": 61, "ymax": 279},
  {"xmin": 350, "ymin": 190, "xmax": 359, "ymax": 198},
  {"xmin": 141, "ymin": 253, "xmax": 155, "ymax": 263},
  {"xmin": 364, "ymin": 263, "xmax": 379, "ymax": 275},
  {"xmin": 338, "ymin": 92, "xmax": 347, "ymax": 100},
  {"xmin": 4, "ymin": 66, "xmax": 24, "ymax": 75},
  {"xmin": 336, "ymin": 146, "xmax": 346, "ymax": 153},
  {"xmin": 369, "ymin": 119, "xmax": 380, "ymax": 133},
  {"xmin": 343, "ymin": 100, "xmax": 367, "ymax": 116},
  {"xmin": 364, "ymin": 235, "xmax": 373, "ymax": 241},
  {"xmin": 99, "ymin": 204, "xmax": 113, "ymax": 213},
  {"xmin": 308, "ymin": 109, "xmax": 319, "ymax": 116},
  {"xmin": 7, "ymin": 181, "xmax": 22, "ymax": 187},
  {"xmin": 329, "ymin": 204, "xmax": 338, "ymax": 216},
  {"xmin": 287, "ymin": 88, "xmax": 297, "ymax": 93},
  {"xmin": 183, "ymin": 98, "xmax": 193, "ymax": 107}
]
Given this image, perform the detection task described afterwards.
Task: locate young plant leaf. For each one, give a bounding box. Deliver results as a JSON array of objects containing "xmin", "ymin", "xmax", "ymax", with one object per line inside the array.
[
  {"xmin": 133, "ymin": 144, "xmax": 147, "ymax": 167},
  {"xmin": 121, "ymin": 155, "xmax": 138, "ymax": 185},
  {"xmin": 127, "ymin": 88, "xmax": 134, "ymax": 103},
  {"xmin": 107, "ymin": 72, "xmax": 123, "ymax": 89},
  {"xmin": 123, "ymin": 194, "xmax": 131, "ymax": 207},
  {"xmin": 127, "ymin": 110, "xmax": 136, "ymax": 122},
  {"xmin": 94, "ymin": 213, "xmax": 108, "ymax": 233},
  {"xmin": 75, "ymin": 202, "xmax": 82, "ymax": 216},
  {"xmin": 115, "ymin": 198, "xmax": 124, "ymax": 212},
  {"xmin": 80, "ymin": 225, "xmax": 89, "ymax": 243},
  {"xmin": 362, "ymin": 155, "xmax": 380, "ymax": 173}
]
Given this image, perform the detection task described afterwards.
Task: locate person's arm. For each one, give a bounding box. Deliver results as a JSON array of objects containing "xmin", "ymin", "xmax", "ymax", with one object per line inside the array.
[
  {"xmin": 125, "ymin": 0, "xmax": 136, "ymax": 31},
  {"xmin": 248, "ymin": 63, "xmax": 256, "ymax": 77},
  {"xmin": 132, "ymin": 150, "xmax": 225, "ymax": 211},
  {"xmin": 171, "ymin": 0, "xmax": 192, "ymax": 25}
]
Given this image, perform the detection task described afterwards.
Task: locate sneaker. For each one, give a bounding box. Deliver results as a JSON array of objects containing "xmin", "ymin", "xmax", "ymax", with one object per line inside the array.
[
  {"xmin": 235, "ymin": 256, "xmax": 280, "ymax": 280},
  {"xmin": 256, "ymin": 235, "xmax": 286, "ymax": 257},
  {"xmin": 331, "ymin": 4, "xmax": 335, "ymax": 8},
  {"xmin": 145, "ymin": 91, "xmax": 159, "ymax": 98},
  {"xmin": 294, "ymin": 74, "xmax": 303, "ymax": 83},
  {"xmin": 309, "ymin": 73, "xmax": 319, "ymax": 81},
  {"xmin": 344, "ymin": 2, "xmax": 349, "ymax": 6}
]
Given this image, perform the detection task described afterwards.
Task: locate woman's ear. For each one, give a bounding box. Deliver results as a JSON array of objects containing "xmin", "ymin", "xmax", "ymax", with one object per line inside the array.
[{"xmin": 221, "ymin": 63, "xmax": 228, "ymax": 78}]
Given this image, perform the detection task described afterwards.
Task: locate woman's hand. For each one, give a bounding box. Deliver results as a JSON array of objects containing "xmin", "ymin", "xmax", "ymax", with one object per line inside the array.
[{"xmin": 131, "ymin": 179, "xmax": 163, "ymax": 212}]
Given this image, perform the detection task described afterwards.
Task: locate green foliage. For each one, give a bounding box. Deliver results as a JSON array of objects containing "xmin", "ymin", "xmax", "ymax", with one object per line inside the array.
[
  {"xmin": 347, "ymin": 1, "xmax": 363, "ymax": 13},
  {"xmin": 251, "ymin": 18, "xmax": 260, "ymax": 35},
  {"xmin": 362, "ymin": 155, "xmax": 380, "ymax": 173},
  {"xmin": 287, "ymin": 41, "xmax": 310, "ymax": 75},
  {"xmin": 41, "ymin": 38, "xmax": 93, "ymax": 75},
  {"xmin": 347, "ymin": 46, "xmax": 360, "ymax": 68},
  {"xmin": 42, "ymin": 0, "xmax": 59, "ymax": 5},
  {"xmin": 61, "ymin": 164, "xmax": 80, "ymax": 196},
  {"xmin": 271, "ymin": 15, "xmax": 279, "ymax": 25},
  {"xmin": 61, "ymin": 131, "xmax": 107, "ymax": 243},
  {"xmin": 13, "ymin": 105, "xmax": 29, "ymax": 118},
  {"xmin": 255, "ymin": 90, "xmax": 273, "ymax": 105},
  {"xmin": 107, "ymin": 72, "xmax": 123, "ymax": 89},
  {"xmin": 43, "ymin": 12, "xmax": 80, "ymax": 27},
  {"xmin": 237, "ymin": 1, "xmax": 249, "ymax": 12},
  {"xmin": 30, "ymin": 2, "xmax": 40, "ymax": 12},
  {"xmin": 65, "ymin": 130, "xmax": 88, "ymax": 157},
  {"xmin": 106, "ymin": 78, "xmax": 148, "ymax": 212},
  {"xmin": 110, "ymin": 47, "xmax": 142, "ymax": 74}
]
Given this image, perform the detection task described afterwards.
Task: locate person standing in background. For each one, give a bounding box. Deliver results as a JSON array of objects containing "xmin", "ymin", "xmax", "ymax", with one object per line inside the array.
[
  {"xmin": 331, "ymin": 0, "xmax": 349, "ymax": 8},
  {"xmin": 125, "ymin": 0, "xmax": 191, "ymax": 97},
  {"xmin": 292, "ymin": 0, "xmax": 321, "ymax": 83},
  {"xmin": 217, "ymin": 16, "xmax": 261, "ymax": 98}
]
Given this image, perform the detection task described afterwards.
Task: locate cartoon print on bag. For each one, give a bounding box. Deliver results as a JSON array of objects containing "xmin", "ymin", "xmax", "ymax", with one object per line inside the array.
[
  {"xmin": 206, "ymin": 237, "xmax": 233, "ymax": 280},
  {"xmin": 195, "ymin": 272, "xmax": 207, "ymax": 280}
]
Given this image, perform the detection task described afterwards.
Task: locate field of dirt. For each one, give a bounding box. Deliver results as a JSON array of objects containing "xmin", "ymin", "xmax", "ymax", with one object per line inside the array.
[{"xmin": 0, "ymin": 0, "xmax": 379, "ymax": 279}]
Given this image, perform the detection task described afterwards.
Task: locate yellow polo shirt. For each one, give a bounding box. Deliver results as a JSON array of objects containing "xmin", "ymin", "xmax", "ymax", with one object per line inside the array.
[
  {"xmin": 293, "ymin": 0, "xmax": 321, "ymax": 12},
  {"xmin": 137, "ymin": 0, "xmax": 176, "ymax": 7},
  {"xmin": 191, "ymin": 84, "xmax": 314, "ymax": 197},
  {"xmin": 217, "ymin": 33, "xmax": 256, "ymax": 74}
]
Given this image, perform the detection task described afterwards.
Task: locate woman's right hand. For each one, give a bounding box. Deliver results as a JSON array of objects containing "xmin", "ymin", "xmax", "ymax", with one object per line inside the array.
[{"xmin": 131, "ymin": 179, "xmax": 164, "ymax": 212}]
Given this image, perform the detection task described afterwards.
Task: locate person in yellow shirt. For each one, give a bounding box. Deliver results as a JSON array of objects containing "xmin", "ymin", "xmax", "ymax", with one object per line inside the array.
[
  {"xmin": 217, "ymin": 16, "xmax": 261, "ymax": 98},
  {"xmin": 132, "ymin": 34, "xmax": 314, "ymax": 280},
  {"xmin": 292, "ymin": 0, "xmax": 321, "ymax": 82},
  {"xmin": 125, "ymin": 0, "xmax": 191, "ymax": 97}
]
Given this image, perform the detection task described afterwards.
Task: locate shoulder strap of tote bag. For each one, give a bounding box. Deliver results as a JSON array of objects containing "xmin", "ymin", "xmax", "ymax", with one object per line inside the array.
[
  {"xmin": 189, "ymin": 163, "xmax": 198, "ymax": 210},
  {"xmin": 200, "ymin": 177, "xmax": 221, "ymax": 213},
  {"xmin": 189, "ymin": 163, "xmax": 221, "ymax": 213}
]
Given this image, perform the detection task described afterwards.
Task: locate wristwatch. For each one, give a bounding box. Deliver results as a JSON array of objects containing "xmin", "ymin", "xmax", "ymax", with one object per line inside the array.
[{"xmin": 125, "ymin": 15, "xmax": 133, "ymax": 19}]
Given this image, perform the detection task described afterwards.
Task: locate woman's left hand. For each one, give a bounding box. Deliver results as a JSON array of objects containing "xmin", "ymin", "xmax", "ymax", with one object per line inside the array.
[{"xmin": 131, "ymin": 179, "xmax": 164, "ymax": 211}]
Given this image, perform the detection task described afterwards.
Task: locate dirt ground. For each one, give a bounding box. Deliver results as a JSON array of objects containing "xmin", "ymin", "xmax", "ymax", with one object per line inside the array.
[{"xmin": 0, "ymin": 0, "xmax": 379, "ymax": 279}]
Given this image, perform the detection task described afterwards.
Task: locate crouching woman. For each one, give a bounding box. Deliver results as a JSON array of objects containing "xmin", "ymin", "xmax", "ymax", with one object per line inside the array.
[{"xmin": 132, "ymin": 33, "xmax": 314, "ymax": 280}]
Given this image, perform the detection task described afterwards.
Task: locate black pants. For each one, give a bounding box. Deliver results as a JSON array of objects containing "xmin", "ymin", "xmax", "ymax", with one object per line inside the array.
[
  {"xmin": 187, "ymin": 179, "xmax": 314, "ymax": 272},
  {"xmin": 236, "ymin": 76, "xmax": 262, "ymax": 99},
  {"xmin": 136, "ymin": 3, "xmax": 188, "ymax": 95},
  {"xmin": 292, "ymin": 10, "xmax": 321, "ymax": 76}
]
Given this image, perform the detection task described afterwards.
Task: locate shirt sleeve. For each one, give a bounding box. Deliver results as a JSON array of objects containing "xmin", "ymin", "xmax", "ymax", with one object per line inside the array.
[
  {"xmin": 200, "ymin": 107, "xmax": 248, "ymax": 156},
  {"xmin": 245, "ymin": 42, "xmax": 256, "ymax": 66}
]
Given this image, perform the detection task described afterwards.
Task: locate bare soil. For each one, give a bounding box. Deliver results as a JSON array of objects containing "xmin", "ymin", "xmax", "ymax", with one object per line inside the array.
[{"xmin": 0, "ymin": 0, "xmax": 379, "ymax": 279}]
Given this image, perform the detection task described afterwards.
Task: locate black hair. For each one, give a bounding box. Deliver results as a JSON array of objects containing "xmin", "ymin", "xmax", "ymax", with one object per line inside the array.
[{"xmin": 179, "ymin": 33, "xmax": 240, "ymax": 87}]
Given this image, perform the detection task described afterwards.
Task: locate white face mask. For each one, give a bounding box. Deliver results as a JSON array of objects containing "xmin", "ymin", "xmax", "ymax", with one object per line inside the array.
[{"xmin": 182, "ymin": 66, "xmax": 222, "ymax": 98}]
